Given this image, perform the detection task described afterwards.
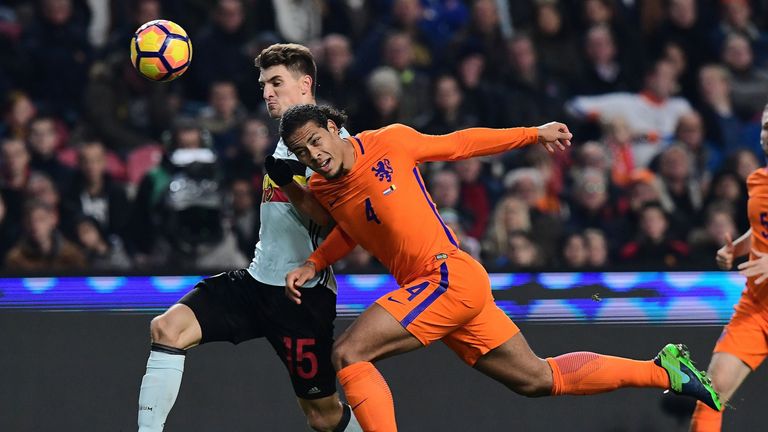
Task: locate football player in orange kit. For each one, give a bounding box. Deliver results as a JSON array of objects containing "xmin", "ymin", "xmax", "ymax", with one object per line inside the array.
[
  {"xmin": 280, "ymin": 104, "xmax": 721, "ymax": 431},
  {"xmin": 690, "ymin": 104, "xmax": 768, "ymax": 431}
]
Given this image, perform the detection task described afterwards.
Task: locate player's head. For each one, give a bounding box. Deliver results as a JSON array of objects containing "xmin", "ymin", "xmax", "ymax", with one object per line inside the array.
[
  {"xmin": 761, "ymin": 103, "xmax": 768, "ymax": 157},
  {"xmin": 255, "ymin": 43, "xmax": 317, "ymax": 119},
  {"xmin": 280, "ymin": 104, "xmax": 349, "ymax": 179}
]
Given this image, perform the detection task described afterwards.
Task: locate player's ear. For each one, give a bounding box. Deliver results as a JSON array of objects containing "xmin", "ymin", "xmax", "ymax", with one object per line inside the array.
[
  {"xmin": 327, "ymin": 119, "xmax": 338, "ymax": 135},
  {"xmin": 301, "ymin": 75, "xmax": 312, "ymax": 95}
]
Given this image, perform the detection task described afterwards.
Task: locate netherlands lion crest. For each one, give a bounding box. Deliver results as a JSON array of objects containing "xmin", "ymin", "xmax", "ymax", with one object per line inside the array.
[{"xmin": 372, "ymin": 159, "xmax": 393, "ymax": 182}]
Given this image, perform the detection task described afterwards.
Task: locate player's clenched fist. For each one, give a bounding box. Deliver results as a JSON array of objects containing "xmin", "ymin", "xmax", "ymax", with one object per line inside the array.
[
  {"xmin": 716, "ymin": 232, "xmax": 735, "ymax": 270},
  {"xmin": 536, "ymin": 122, "xmax": 572, "ymax": 153},
  {"xmin": 285, "ymin": 261, "xmax": 317, "ymax": 304}
]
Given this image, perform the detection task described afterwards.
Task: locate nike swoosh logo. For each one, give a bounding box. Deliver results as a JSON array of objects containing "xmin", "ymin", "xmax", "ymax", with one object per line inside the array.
[
  {"xmin": 670, "ymin": 367, "xmax": 691, "ymax": 385},
  {"xmin": 352, "ymin": 398, "xmax": 369, "ymax": 411},
  {"xmin": 387, "ymin": 296, "xmax": 404, "ymax": 304}
]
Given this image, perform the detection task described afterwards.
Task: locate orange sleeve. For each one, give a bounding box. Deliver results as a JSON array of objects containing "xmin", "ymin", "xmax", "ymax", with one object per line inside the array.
[
  {"xmin": 377, "ymin": 123, "xmax": 539, "ymax": 163},
  {"xmin": 307, "ymin": 225, "xmax": 358, "ymax": 271}
]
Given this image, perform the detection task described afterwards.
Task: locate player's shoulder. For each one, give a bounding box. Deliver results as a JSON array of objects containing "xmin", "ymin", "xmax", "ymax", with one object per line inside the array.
[
  {"xmin": 359, "ymin": 123, "xmax": 414, "ymax": 140},
  {"xmin": 747, "ymin": 167, "xmax": 768, "ymax": 185}
]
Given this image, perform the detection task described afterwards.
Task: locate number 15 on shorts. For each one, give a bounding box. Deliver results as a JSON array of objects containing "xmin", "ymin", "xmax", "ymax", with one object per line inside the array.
[{"xmin": 283, "ymin": 337, "xmax": 318, "ymax": 379}]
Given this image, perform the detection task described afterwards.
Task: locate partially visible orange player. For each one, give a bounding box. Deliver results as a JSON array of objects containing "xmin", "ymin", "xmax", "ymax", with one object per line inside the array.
[
  {"xmin": 690, "ymin": 104, "xmax": 768, "ymax": 432},
  {"xmin": 280, "ymin": 104, "xmax": 721, "ymax": 431}
]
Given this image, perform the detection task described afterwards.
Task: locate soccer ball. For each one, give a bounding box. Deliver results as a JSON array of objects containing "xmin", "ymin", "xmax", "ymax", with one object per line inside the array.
[{"xmin": 130, "ymin": 19, "xmax": 192, "ymax": 82}]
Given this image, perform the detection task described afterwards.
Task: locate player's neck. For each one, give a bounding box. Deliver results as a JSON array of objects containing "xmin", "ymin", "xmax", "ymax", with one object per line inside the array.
[{"xmin": 340, "ymin": 138, "xmax": 357, "ymax": 176}]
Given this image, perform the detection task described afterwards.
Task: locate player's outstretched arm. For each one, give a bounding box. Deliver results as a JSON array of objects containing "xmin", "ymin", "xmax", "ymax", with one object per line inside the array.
[
  {"xmin": 384, "ymin": 123, "xmax": 571, "ymax": 163},
  {"xmin": 716, "ymin": 230, "xmax": 752, "ymax": 270},
  {"xmin": 265, "ymin": 156, "xmax": 333, "ymax": 226}
]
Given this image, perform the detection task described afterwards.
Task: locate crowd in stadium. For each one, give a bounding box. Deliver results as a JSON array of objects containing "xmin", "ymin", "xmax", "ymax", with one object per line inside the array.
[{"xmin": 1, "ymin": 0, "xmax": 767, "ymax": 273}]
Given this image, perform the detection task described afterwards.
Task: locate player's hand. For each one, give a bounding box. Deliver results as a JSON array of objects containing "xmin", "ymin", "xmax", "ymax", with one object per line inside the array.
[
  {"xmin": 265, "ymin": 155, "xmax": 294, "ymax": 187},
  {"xmin": 285, "ymin": 261, "xmax": 317, "ymax": 304},
  {"xmin": 738, "ymin": 249, "xmax": 768, "ymax": 284},
  {"xmin": 716, "ymin": 232, "xmax": 735, "ymax": 270},
  {"xmin": 536, "ymin": 122, "xmax": 572, "ymax": 153}
]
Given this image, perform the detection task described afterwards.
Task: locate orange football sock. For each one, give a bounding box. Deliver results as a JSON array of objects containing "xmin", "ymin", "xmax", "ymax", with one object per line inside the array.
[
  {"xmin": 547, "ymin": 352, "xmax": 670, "ymax": 395},
  {"xmin": 337, "ymin": 362, "xmax": 397, "ymax": 432},
  {"xmin": 690, "ymin": 400, "xmax": 723, "ymax": 431}
]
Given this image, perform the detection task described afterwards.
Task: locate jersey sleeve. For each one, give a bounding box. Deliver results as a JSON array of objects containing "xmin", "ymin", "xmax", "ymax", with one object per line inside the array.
[
  {"xmin": 375, "ymin": 123, "xmax": 538, "ymax": 164},
  {"xmin": 307, "ymin": 225, "xmax": 358, "ymax": 271}
]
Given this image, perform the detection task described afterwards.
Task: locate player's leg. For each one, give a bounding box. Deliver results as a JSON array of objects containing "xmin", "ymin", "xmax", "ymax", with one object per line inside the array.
[
  {"xmin": 690, "ymin": 293, "xmax": 767, "ymax": 431},
  {"xmin": 333, "ymin": 303, "xmax": 424, "ymax": 432},
  {"xmin": 138, "ymin": 303, "xmax": 201, "ymax": 432},
  {"xmin": 447, "ymin": 296, "xmax": 720, "ymax": 410},
  {"xmin": 297, "ymin": 395, "xmax": 362, "ymax": 432},
  {"xmin": 690, "ymin": 353, "xmax": 751, "ymax": 432},
  {"xmin": 334, "ymin": 257, "xmax": 489, "ymax": 431},
  {"xmin": 265, "ymin": 284, "xmax": 363, "ymax": 431},
  {"xmin": 138, "ymin": 270, "xmax": 256, "ymax": 432}
]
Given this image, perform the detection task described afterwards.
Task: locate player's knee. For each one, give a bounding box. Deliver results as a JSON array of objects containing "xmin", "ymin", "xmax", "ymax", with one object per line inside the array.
[
  {"xmin": 150, "ymin": 314, "xmax": 184, "ymax": 348},
  {"xmin": 332, "ymin": 338, "xmax": 368, "ymax": 370}
]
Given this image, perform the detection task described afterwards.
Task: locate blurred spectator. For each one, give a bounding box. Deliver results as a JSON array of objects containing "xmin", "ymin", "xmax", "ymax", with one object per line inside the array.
[
  {"xmin": 652, "ymin": 144, "xmax": 703, "ymax": 236},
  {"xmin": 577, "ymin": 24, "xmax": 637, "ymax": 95},
  {"xmin": 600, "ymin": 117, "xmax": 636, "ymax": 187},
  {"xmin": 580, "ymin": 0, "xmax": 645, "ymax": 76},
  {"xmin": 483, "ymin": 195, "xmax": 531, "ymax": 262},
  {"xmin": 454, "ymin": 157, "xmax": 489, "ymax": 239},
  {"xmin": 21, "ymin": 0, "xmax": 92, "ymax": 122},
  {"xmin": 710, "ymin": 0, "xmax": 768, "ymax": 64},
  {"xmin": 560, "ymin": 231, "xmax": 589, "ymax": 269},
  {"xmin": 228, "ymin": 177, "xmax": 259, "ymax": 259},
  {"xmin": 2, "ymin": 91, "xmax": 36, "ymax": 140},
  {"xmin": 673, "ymin": 111, "xmax": 722, "ymax": 183},
  {"xmin": 697, "ymin": 64, "xmax": 753, "ymax": 155},
  {"xmin": 721, "ymin": 32, "xmax": 768, "ymax": 121},
  {"xmin": 198, "ymin": 81, "xmax": 247, "ymax": 155},
  {"xmin": 226, "ymin": 116, "xmax": 272, "ymax": 191},
  {"xmin": 454, "ymin": 48, "xmax": 502, "ymax": 127},
  {"xmin": 187, "ymin": 0, "xmax": 253, "ymax": 102},
  {"xmin": 650, "ymin": 0, "xmax": 712, "ymax": 79},
  {"xmin": 564, "ymin": 167, "xmax": 623, "ymax": 238},
  {"xmin": 494, "ymin": 230, "xmax": 544, "ymax": 270},
  {"xmin": 567, "ymin": 59, "xmax": 693, "ymax": 167},
  {"xmin": 725, "ymin": 148, "xmax": 760, "ymax": 181},
  {"xmin": 61, "ymin": 139, "xmax": 129, "ymax": 238},
  {"xmin": 451, "ymin": 0, "xmax": 507, "ymax": 76},
  {"xmin": 501, "ymin": 33, "xmax": 568, "ymax": 127},
  {"xmin": 381, "ymin": 32, "xmax": 431, "ymax": 124},
  {"xmin": 619, "ymin": 202, "xmax": 689, "ymax": 268},
  {"xmin": 315, "ymin": 34, "xmax": 361, "ymax": 120},
  {"xmin": 4, "ymin": 199, "xmax": 86, "ymax": 271},
  {"xmin": 0, "ymin": 193, "xmax": 19, "ymax": 261},
  {"xmin": 584, "ymin": 228, "xmax": 609, "ymax": 268},
  {"xmin": 503, "ymin": 169, "xmax": 561, "ymax": 258},
  {"xmin": 687, "ymin": 202, "xmax": 738, "ymax": 268},
  {"xmin": 416, "ymin": 74, "xmax": 477, "ymax": 135},
  {"xmin": 429, "ymin": 169, "xmax": 472, "ymax": 229},
  {"xmin": 353, "ymin": 67, "xmax": 403, "ymax": 131},
  {"xmin": 532, "ymin": 0, "xmax": 582, "ymax": 82},
  {"xmin": 74, "ymin": 215, "xmax": 131, "ymax": 271},
  {"xmin": 0, "ymin": 138, "xmax": 30, "ymax": 218},
  {"xmin": 271, "ymin": 0, "xmax": 321, "ymax": 44},
  {"xmin": 703, "ymin": 169, "xmax": 749, "ymax": 232},
  {"xmin": 27, "ymin": 116, "xmax": 72, "ymax": 185}
]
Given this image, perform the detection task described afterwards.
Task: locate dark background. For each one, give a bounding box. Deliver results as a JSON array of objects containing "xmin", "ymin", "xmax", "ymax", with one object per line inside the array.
[{"xmin": 2, "ymin": 311, "xmax": 764, "ymax": 431}]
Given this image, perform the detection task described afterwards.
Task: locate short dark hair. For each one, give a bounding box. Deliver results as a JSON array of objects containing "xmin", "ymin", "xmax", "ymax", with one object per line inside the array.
[
  {"xmin": 280, "ymin": 104, "xmax": 348, "ymax": 143},
  {"xmin": 255, "ymin": 43, "xmax": 317, "ymax": 96}
]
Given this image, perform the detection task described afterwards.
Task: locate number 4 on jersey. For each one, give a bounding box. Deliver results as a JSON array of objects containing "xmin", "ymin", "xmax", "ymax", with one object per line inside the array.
[{"xmin": 365, "ymin": 198, "xmax": 381, "ymax": 224}]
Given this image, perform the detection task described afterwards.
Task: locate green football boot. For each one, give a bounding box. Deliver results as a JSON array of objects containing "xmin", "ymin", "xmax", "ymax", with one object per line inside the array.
[{"xmin": 654, "ymin": 343, "xmax": 722, "ymax": 411}]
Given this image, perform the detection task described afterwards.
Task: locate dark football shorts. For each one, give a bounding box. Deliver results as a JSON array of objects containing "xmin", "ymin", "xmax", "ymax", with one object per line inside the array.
[{"xmin": 179, "ymin": 269, "xmax": 337, "ymax": 399}]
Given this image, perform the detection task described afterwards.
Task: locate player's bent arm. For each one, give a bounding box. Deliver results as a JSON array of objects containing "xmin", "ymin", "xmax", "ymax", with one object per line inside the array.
[
  {"xmin": 306, "ymin": 226, "xmax": 358, "ymax": 271},
  {"xmin": 384, "ymin": 123, "xmax": 570, "ymax": 163},
  {"xmin": 280, "ymin": 181, "xmax": 334, "ymax": 226},
  {"xmin": 731, "ymin": 229, "xmax": 753, "ymax": 258}
]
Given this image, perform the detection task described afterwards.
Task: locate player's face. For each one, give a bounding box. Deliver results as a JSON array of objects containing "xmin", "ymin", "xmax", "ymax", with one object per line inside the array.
[
  {"xmin": 287, "ymin": 120, "xmax": 344, "ymax": 179},
  {"xmin": 761, "ymin": 107, "xmax": 768, "ymax": 156},
  {"xmin": 259, "ymin": 65, "xmax": 313, "ymax": 119}
]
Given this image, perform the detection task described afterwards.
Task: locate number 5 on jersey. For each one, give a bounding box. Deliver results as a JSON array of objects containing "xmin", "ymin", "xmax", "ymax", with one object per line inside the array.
[{"xmin": 365, "ymin": 197, "xmax": 381, "ymax": 224}]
